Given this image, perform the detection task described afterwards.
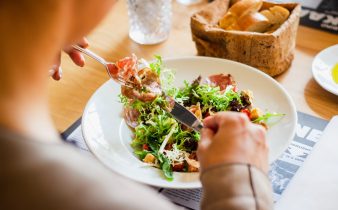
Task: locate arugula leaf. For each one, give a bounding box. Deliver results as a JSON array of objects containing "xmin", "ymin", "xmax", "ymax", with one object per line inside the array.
[
  {"xmin": 148, "ymin": 137, "xmax": 160, "ymax": 153},
  {"xmin": 158, "ymin": 153, "xmax": 173, "ymax": 181}
]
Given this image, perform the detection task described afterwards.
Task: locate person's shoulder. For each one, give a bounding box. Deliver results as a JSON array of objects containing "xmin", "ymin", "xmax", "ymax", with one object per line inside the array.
[{"xmin": 0, "ymin": 138, "xmax": 177, "ymax": 210}]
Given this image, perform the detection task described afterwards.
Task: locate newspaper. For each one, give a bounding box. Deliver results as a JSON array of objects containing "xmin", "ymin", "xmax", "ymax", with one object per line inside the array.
[
  {"xmin": 300, "ymin": 0, "xmax": 338, "ymax": 34},
  {"xmin": 63, "ymin": 111, "xmax": 328, "ymax": 210}
]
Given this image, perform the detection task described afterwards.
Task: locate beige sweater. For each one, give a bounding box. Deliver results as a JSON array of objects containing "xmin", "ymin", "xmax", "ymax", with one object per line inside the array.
[{"xmin": 0, "ymin": 129, "xmax": 273, "ymax": 210}]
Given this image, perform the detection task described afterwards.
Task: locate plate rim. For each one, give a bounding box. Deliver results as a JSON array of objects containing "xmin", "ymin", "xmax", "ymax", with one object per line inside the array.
[{"xmin": 81, "ymin": 56, "xmax": 297, "ymax": 188}]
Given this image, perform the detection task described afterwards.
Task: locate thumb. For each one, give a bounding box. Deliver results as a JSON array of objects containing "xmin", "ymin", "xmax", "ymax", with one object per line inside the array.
[
  {"xmin": 199, "ymin": 127, "xmax": 215, "ymax": 149},
  {"xmin": 64, "ymin": 37, "xmax": 89, "ymax": 67},
  {"xmin": 203, "ymin": 115, "xmax": 219, "ymax": 132}
]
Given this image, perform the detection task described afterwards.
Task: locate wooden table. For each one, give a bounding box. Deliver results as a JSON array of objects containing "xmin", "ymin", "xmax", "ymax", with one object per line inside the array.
[{"xmin": 48, "ymin": 1, "xmax": 338, "ymax": 132}]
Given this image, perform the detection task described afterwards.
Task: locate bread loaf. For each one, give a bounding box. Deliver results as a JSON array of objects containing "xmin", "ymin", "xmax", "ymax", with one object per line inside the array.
[
  {"xmin": 237, "ymin": 12, "xmax": 270, "ymax": 32},
  {"xmin": 219, "ymin": 0, "xmax": 263, "ymax": 31},
  {"xmin": 260, "ymin": 6, "xmax": 290, "ymax": 31},
  {"xmin": 219, "ymin": 13, "xmax": 239, "ymax": 30}
]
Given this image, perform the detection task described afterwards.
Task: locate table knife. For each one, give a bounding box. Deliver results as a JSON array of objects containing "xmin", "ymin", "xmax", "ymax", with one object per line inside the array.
[{"xmin": 169, "ymin": 101, "xmax": 203, "ymax": 132}]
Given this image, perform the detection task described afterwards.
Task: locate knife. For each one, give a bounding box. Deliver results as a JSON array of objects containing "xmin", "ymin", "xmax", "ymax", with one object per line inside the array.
[{"xmin": 168, "ymin": 101, "xmax": 204, "ymax": 132}]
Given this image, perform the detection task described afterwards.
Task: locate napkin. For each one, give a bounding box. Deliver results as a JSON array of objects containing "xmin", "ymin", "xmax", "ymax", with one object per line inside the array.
[{"xmin": 275, "ymin": 116, "xmax": 338, "ymax": 210}]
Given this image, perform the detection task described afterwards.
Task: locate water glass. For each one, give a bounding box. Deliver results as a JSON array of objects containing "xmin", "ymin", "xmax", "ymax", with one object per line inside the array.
[{"xmin": 127, "ymin": 0, "xmax": 172, "ymax": 45}]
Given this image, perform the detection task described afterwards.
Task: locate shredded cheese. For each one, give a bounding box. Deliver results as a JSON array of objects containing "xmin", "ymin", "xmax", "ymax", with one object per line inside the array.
[
  {"xmin": 159, "ymin": 124, "xmax": 177, "ymax": 154},
  {"xmin": 163, "ymin": 144, "xmax": 188, "ymax": 164}
]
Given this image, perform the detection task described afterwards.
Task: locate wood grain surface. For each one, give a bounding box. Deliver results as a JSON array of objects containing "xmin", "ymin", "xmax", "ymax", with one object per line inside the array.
[{"xmin": 47, "ymin": 1, "xmax": 338, "ymax": 132}]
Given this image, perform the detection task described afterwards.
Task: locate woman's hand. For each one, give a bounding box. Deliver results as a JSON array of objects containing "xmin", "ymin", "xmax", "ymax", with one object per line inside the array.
[
  {"xmin": 197, "ymin": 111, "xmax": 269, "ymax": 173},
  {"xmin": 49, "ymin": 37, "xmax": 89, "ymax": 80}
]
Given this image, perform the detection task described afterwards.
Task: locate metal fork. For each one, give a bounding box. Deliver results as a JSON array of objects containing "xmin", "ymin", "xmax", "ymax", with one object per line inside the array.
[
  {"xmin": 72, "ymin": 45, "xmax": 134, "ymax": 88},
  {"xmin": 74, "ymin": 45, "xmax": 204, "ymax": 132}
]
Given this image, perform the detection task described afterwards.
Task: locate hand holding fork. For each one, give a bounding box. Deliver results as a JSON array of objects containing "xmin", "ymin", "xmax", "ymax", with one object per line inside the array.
[{"xmin": 72, "ymin": 45, "xmax": 135, "ymax": 88}]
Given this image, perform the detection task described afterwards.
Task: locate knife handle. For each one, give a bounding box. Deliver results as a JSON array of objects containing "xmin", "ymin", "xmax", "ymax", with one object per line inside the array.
[{"xmin": 192, "ymin": 120, "xmax": 203, "ymax": 132}]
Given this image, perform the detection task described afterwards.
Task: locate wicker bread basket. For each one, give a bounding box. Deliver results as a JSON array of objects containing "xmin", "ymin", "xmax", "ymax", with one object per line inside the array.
[{"xmin": 191, "ymin": 0, "xmax": 301, "ymax": 76}]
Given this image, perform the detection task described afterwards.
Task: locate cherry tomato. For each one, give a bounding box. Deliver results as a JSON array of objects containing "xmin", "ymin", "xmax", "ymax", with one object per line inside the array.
[
  {"xmin": 142, "ymin": 144, "xmax": 150, "ymax": 151},
  {"xmin": 241, "ymin": 109, "xmax": 251, "ymax": 119}
]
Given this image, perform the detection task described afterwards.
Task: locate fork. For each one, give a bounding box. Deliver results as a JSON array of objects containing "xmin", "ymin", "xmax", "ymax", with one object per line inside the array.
[
  {"xmin": 74, "ymin": 45, "xmax": 204, "ymax": 132},
  {"xmin": 72, "ymin": 45, "xmax": 134, "ymax": 88}
]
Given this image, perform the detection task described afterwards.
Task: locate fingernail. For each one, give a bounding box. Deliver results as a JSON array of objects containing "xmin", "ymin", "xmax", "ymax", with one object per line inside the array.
[
  {"xmin": 58, "ymin": 67, "xmax": 63, "ymax": 78},
  {"xmin": 80, "ymin": 54, "xmax": 85, "ymax": 67},
  {"xmin": 53, "ymin": 67, "xmax": 62, "ymax": 81},
  {"xmin": 49, "ymin": 64, "xmax": 59, "ymax": 77}
]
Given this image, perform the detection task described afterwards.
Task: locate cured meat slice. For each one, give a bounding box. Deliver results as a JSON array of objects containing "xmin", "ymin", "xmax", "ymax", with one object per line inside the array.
[{"xmin": 205, "ymin": 73, "xmax": 236, "ymax": 91}]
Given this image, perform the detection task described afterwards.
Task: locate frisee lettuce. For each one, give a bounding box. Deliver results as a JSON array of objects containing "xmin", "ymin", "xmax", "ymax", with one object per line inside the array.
[{"xmin": 149, "ymin": 55, "xmax": 163, "ymax": 75}]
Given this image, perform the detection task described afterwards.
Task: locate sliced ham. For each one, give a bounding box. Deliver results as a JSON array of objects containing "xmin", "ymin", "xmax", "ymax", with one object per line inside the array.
[
  {"xmin": 205, "ymin": 73, "xmax": 236, "ymax": 91},
  {"xmin": 138, "ymin": 67, "xmax": 162, "ymax": 96},
  {"xmin": 121, "ymin": 86, "xmax": 158, "ymax": 102},
  {"xmin": 123, "ymin": 107, "xmax": 140, "ymax": 128},
  {"xmin": 121, "ymin": 67, "xmax": 162, "ymax": 102},
  {"xmin": 107, "ymin": 54, "xmax": 141, "ymax": 87},
  {"xmin": 110, "ymin": 55, "xmax": 162, "ymax": 102}
]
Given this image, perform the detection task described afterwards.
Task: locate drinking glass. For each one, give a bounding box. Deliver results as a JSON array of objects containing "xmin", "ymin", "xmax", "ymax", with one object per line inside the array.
[{"xmin": 127, "ymin": 0, "xmax": 172, "ymax": 45}]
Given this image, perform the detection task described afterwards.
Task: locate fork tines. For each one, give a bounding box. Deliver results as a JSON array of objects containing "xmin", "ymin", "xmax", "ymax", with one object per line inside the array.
[{"xmin": 115, "ymin": 77, "xmax": 135, "ymax": 89}]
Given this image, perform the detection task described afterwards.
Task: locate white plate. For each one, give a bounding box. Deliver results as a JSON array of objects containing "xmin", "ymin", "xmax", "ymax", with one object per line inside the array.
[
  {"xmin": 312, "ymin": 44, "xmax": 338, "ymax": 96},
  {"xmin": 82, "ymin": 56, "xmax": 297, "ymax": 189}
]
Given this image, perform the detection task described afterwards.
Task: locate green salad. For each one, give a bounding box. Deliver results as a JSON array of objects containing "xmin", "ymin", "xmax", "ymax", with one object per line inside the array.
[{"xmin": 117, "ymin": 55, "xmax": 282, "ymax": 181}]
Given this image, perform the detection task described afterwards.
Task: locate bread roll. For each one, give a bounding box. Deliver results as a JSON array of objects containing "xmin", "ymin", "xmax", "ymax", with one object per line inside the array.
[
  {"xmin": 237, "ymin": 12, "xmax": 270, "ymax": 32},
  {"xmin": 219, "ymin": 13, "xmax": 239, "ymax": 30},
  {"xmin": 219, "ymin": 0, "xmax": 263, "ymax": 30},
  {"xmin": 260, "ymin": 10, "xmax": 274, "ymax": 22},
  {"xmin": 260, "ymin": 6, "xmax": 290, "ymax": 29},
  {"xmin": 229, "ymin": 0, "xmax": 263, "ymax": 18}
]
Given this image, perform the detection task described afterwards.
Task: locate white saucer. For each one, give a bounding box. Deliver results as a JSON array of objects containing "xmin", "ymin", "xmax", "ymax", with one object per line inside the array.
[{"xmin": 312, "ymin": 44, "xmax": 338, "ymax": 96}]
